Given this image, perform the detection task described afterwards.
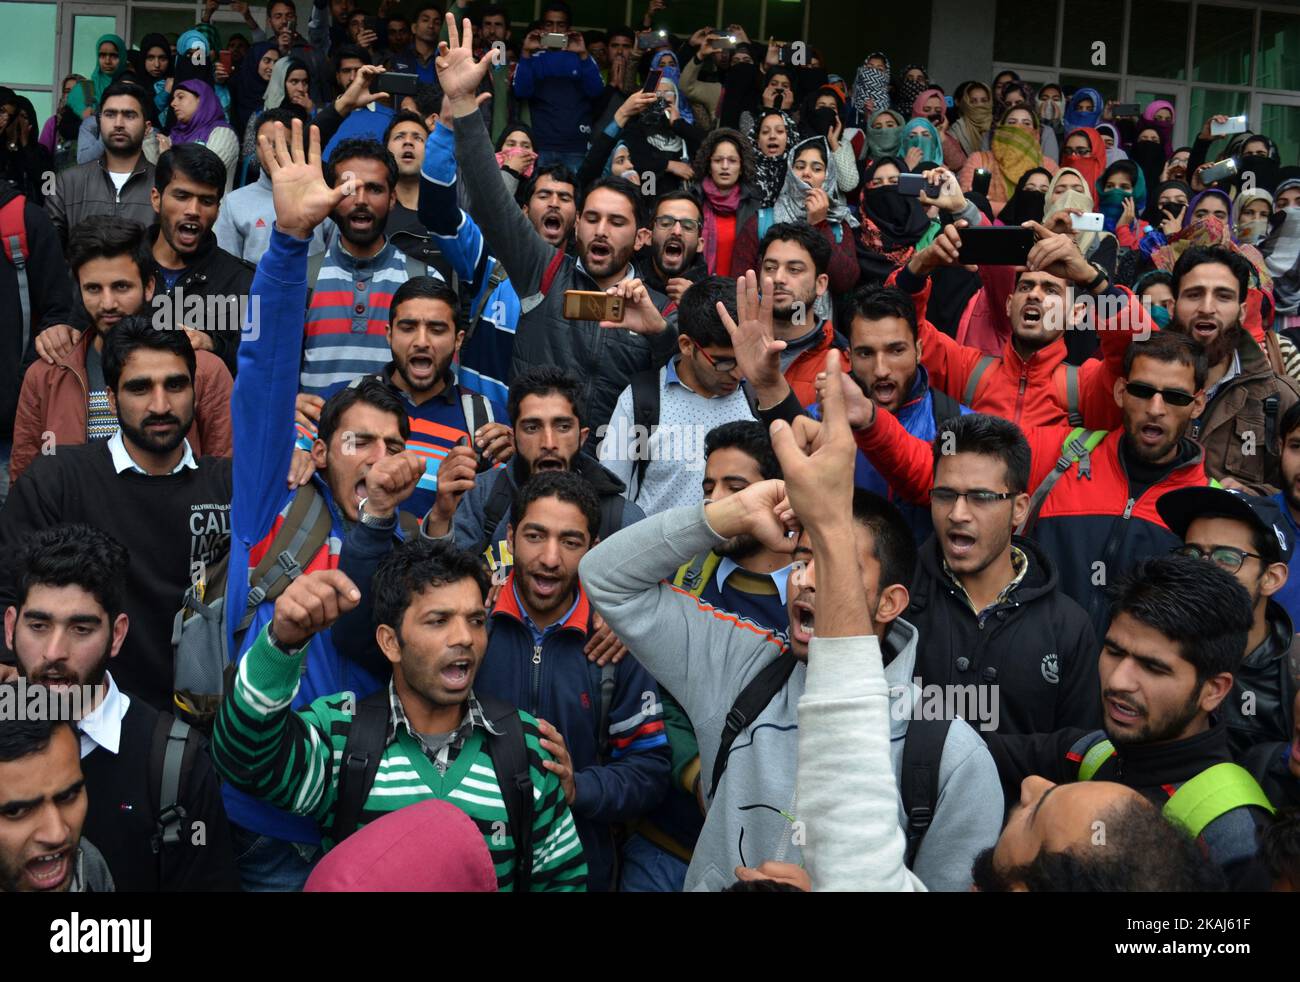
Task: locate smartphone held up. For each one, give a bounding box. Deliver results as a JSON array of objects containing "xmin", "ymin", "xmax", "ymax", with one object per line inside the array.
[{"xmin": 564, "ymin": 290, "xmax": 625, "ymax": 323}]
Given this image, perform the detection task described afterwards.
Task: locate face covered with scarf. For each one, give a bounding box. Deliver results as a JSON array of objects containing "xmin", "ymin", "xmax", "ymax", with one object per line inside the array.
[
  {"xmin": 1036, "ymin": 84, "xmax": 1065, "ymax": 125},
  {"xmin": 1097, "ymin": 160, "xmax": 1147, "ymax": 232},
  {"xmin": 991, "ymin": 105, "xmax": 1045, "ymax": 198},
  {"xmin": 1063, "ymin": 88, "xmax": 1103, "ymax": 131},
  {"xmin": 1233, "ymin": 188, "xmax": 1274, "ymax": 245},
  {"xmin": 775, "ymin": 136, "xmax": 859, "ymax": 231},
  {"xmin": 902, "ymin": 118, "xmax": 944, "ymax": 167},
  {"xmin": 1061, "ymin": 127, "xmax": 1107, "ymax": 191},
  {"xmin": 895, "ymin": 64, "xmax": 930, "ymax": 120},
  {"xmin": 852, "ymin": 52, "xmax": 892, "ymax": 116},
  {"xmin": 866, "ymin": 108, "xmax": 905, "ymax": 158},
  {"xmin": 950, "ymin": 82, "xmax": 993, "ymax": 155}
]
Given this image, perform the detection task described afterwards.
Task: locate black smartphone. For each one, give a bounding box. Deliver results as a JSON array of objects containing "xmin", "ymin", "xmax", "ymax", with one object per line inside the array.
[
  {"xmin": 1111, "ymin": 102, "xmax": 1141, "ymax": 117},
  {"xmin": 957, "ymin": 226, "xmax": 1036, "ymax": 266},
  {"xmin": 369, "ymin": 72, "xmax": 418, "ymax": 96},
  {"xmin": 641, "ymin": 67, "xmax": 664, "ymax": 93},
  {"xmin": 897, "ymin": 172, "xmax": 942, "ymax": 198},
  {"xmin": 971, "ymin": 168, "xmax": 992, "ymax": 197}
]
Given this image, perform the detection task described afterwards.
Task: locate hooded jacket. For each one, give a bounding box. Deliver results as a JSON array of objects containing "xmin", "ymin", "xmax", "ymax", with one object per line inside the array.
[
  {"xmin": 580, "ymin": 505, "xmax": 1005, "ymax": 892},
  {"xmin": 906, "ymin": 533, "xmax": 1101, "ymax": 735},
  {"xmin": 478, "ymin": 576, "xmax": 671, "ymax": 891}
]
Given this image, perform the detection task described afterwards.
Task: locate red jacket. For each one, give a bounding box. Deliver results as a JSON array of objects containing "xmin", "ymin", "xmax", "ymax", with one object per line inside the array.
[
  {"xmin": 783, "ymin": 320, "xmax": 850, "ymax": 407},
  {"xmin": 887, "ymin": 267, "xmax": 1147, "ymax": 431}
]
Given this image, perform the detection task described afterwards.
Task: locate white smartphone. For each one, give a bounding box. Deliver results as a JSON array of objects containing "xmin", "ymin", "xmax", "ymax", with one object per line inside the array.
[
  {"xmin": 1071, "ymin": 212, "xmax": 1105, "ymax": 231},
  {"xmin": 1210, "ymin": 114, "xmax": 1248, "ymax": 136}
]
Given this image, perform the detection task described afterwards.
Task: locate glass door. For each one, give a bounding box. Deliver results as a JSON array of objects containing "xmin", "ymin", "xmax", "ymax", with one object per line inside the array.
[
  {"xmin": 59, "ymin": 3, "xmax": 128, "ymax": 87},
  {"xmin": 1128, "ymin": 81, "xmax": 1187, "ymax": 148},
  {"xmin": 1252, "ymin": 93, "xmax": 1300, "ymax": 175}
]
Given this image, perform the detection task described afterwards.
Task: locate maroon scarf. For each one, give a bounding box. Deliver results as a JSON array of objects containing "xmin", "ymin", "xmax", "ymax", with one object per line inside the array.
[{"xmin": 702, "ymin": 177, "xmax": 742, "ymax": 274}]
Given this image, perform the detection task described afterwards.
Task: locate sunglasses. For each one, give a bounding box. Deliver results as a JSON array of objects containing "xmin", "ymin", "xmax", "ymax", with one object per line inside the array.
[
  {"xmin": 692, "ymin": 340, "xmax": 738, "ymax": 373},
  {"xmin": 1173, "ymin": 543, "xmax": 1266, "ymax": 574},
  {"xmin": 1124, "ymin": 381, "xmax": 1196, "ymax": 407},
  {"xmin": 930, "ymin": 488, "xmax": 1018, "ymax": 508}
]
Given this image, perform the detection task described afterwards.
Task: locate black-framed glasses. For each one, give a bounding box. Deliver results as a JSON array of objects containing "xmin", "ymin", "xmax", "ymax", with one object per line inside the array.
[
  {"xmin": 1173, "ymin": 543, "xmax": 1265, "ymax": 573},
  {"xmin": 653, "ymin": 215, "xmax": 702, "ymax": 232},
  {"xmin": 1062, "ymin": 146, "xmax": 1090, "ymax": 157},
  {"xmin": 1125, "ymin": 381, "xmax": 1197, "ymax": 407},
  {"xmin": 692, "ymin": 340, "xmax": 738, "ymax": 373},
  {"xmin": 931, "ymin": 488, "xmax": 1018, "ymax": 508}
]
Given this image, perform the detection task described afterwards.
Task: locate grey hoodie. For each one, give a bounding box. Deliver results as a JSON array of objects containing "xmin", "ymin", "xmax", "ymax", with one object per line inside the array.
[
  {"xmin": 70, "ymin": 838, "xmax": 115, "ymax": 893},
  {"xmin": 580, "ymin": 505, "xmax": 1004, "ymax": 892},
  {"xmin": 213, "ymin": 169, "xmax": 332, "ymax": 264}
]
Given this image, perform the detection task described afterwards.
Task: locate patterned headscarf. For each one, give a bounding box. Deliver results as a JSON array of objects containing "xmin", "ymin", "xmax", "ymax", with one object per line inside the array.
[
  {"xmin": 852, "ymin": 53, "xmax": 892, "ymax": 116},
  {"xmin": 749, "ymin": 108, "xmax": 800, "ymax": 208}
]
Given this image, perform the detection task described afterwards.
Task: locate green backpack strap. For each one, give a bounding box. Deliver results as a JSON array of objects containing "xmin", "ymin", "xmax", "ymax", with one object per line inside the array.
[
  {"xmin": 1162, "ymin": 762, "xmax": 1277, "ymax": 839},
  {"xmin": 673, "ymin": 551, "xmax": 722, "ymax": 597},
  {"xmin": 1075, "ymin": 734, "xmax": 1116, "ymax": 782},
  {"xmin": 962, "ymin": 355, "xmax": 997, "ymax": 408},
  {"xmin": 1017, "ymin": 427, "xmax": 1108, "ymax": 536}
]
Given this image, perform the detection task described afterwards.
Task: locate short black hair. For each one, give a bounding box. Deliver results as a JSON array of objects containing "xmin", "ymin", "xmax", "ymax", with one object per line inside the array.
[
  {"xmin": 155, "ymin": 143, "xmax": 227, "ymax": 199},
  {"xmin": 372, "ymin": 537, "xmax": 490, "ymax": 637},
  {"xmin": 0, "ymin": 711, "xmax": 77, "ymax": 764},
  {"xmin": 507, "ymin": 366, "xmax": 584, "ymax": 428},
  {"xmin": 333, "ymin": 43, "xmax": 369, "ymax": 74},
  {"xmin": 13, "ymin": 525, "xmax": 130, "ymax": 621},
  {"xmin": 583, "ymin": 30, "xmax": 606, "ymax": 45},
  {"xmin": 677, "ymin": 275, "xmax": 737, "ymax": 348},
  {"xmin": 655, "ymin": 187, "xmax": 703, "ymax": 220},
  {"xmin": 1172, "ymin": 245, "xmax": 1251, "ymax": 303},
  {"xmin": 852, "ymin": 489, "xmax": 917, "ymax": 591},
  {"xmin": 971, "ymin": 794, "xmax": 1227, "ymax": 891},
  {"xmin": 930, "ymin": 413, "xmax": 1031, "ymax": 494},
  {"xmin": 268, "ymin": 0, "xmax": 297, "ymax": 14},
  {"xmin": 387, "ymin": 12, "xmax": 410, "ymax": 26},
  {"xmin": 520, "ymin": 163, "xmax": 577, "ymax": 207},
  {"xmin": 606, "ymin": 25, "xmax": 636, "ymax": 45},
  {"xmin": 1123, "ymin": 331, "xmax": 1208, "ymax": 391},
  {"xmin": 478, "ymin": 3, "xmax": 510, "ymax": 21},
  {"xmin": 68, "ymin": 216, "xmax": 154, "ymax": 288},
  {"xmin": 413, "ymin": 2, "xmax": 444, "ymax": 19},
  {"xmin": 1133, "ymin": 269, "xmax": 1173, "ymax": 296},
  {"xmin": 96, "ymin": 79, "xmax": 149, "ymax": 120},
  {"xmin": 389, "ymin": 275, "xmax": 460, "ymax": 327},
  {"xmin": 408, "ymin": 83, "xmax": 443, "ymax": 121},
  {"xmin": 383, "ymin": 108, "xmax": 429, "ymax": 146},
  {"xmin": 759, "ymin": 221, "xmax": 831, "ymax": 277},
  {"xmin": 1280, "ymin": 401, "xmax": 1300, "ymax": 443},
  {"xmin": 512, "ymin": 470, "xmax": 600, "ymax": 539},
  {"xmin": 540, "ymin": 0, "xmax": 571, "ymax": 23},
  {"xmin": 326, "ymin": 138, "xmax": 398, "ymax": 190},
  {"xmin": 1260, "ymin": 808, "xmax": 1300, "ymax": 887},
  {"xmin": 102, "ymin": 315, "xmax": 197, "ymax": 392},
  {"xmin": 317, "ymin": 375, "xmax": 410, "ymax": 447},
  {"xmin": 846, "ymin": 285, "xmax": 919, "ymax": 341},
  {"xmin": 704, "ymin": 420, "xmax": 782, "ymax": 481},
  {"xmin": 1107, "ymin": 554, "xmax": 1254, "ymax": 683},
  {"xmin": 582, "ymin": 175, "xmax": 646, "ymax": 228},
  {"xmin": 256, "ymin": 104, "xmax": 311, "ymax": 139}
]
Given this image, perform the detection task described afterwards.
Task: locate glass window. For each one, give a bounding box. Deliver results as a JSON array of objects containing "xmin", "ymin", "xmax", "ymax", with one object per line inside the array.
[
  {"xmin": 722, "ymin": 0, "xmax": 763, "ymax": 38},
  {"xmin": 661, "ymin": 0, "xmax": 722, "ymax": 36},
  {"xmin": 1061, "ymin": 0, "xmax": 1122, "ymax": 73},
  {"xmin": 1192, "ymin": 4, "xmax": 1252, "ymax": 86},
  {"xmin": 764, "ymin": 0, "xmax": 805, "ymax": 46},
  {"xmin": 1258, "ymin": 12, "xmax": 1300, "ymax": 92},
  {"xmin": 1187, "ymin": 86, "xmax": 1248, "ymax": 159},
  {"xmin": 131, "ymin": 8, "xmax": 201, "ymax": 49},
  {"xmin": 1060, "ymin": 74, "xmax": 1119, "ymax": 104},
  {"xmin": 72, "ymin": 15, "xmax": 122, "ymax": 81},
  {"xmin": 1257, "ymin": 102, "xmax": 1300, "ymax": 172},
  {"xmin": 1127, "ymin": 0, "xmax": 1189, "ymax": 81},
  {"xmin": 0, "ymin": 2, "xmax": 57, "ymax": 87},
  {"xmin": 1134, "ymin": 89, "xmax": 1180, "ymax": 131},
  {"xmin": 993, "ymin": 0, "xmax": 1056, "ymax": 67},
  {"xmin": 570, "ymin": 0, "xmax": 617, "ymax": 29},
  {"xmin": 504, "ymin": 0, "xmax": 534, "ymax": 24}
]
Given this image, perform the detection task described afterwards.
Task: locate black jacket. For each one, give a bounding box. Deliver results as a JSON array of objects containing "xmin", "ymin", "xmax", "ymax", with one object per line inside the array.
[
  {"xmin": 0, "ymin": 183, "xmax": 74, "ymax": 441},
  {"xmin": 146, "ymin": 226, "xmax": 256, "ymax": 377},
  {"xmin": 906, "ymin": 534, "xmax": 1100, "ymax": 735},
  {"xmin": 1225, "ymin": 600, "xmax": 1300, "ymax": 758},
  {"xmin": 1242, "ymin": 740, "xmax": 1300, "ymax": 810},
  {"xmin": 632, "ymin": 250, "xmax": 709, "ymax": 298},
  {"xmin": 988, "ymin": 719, "xmax": 1274, "ymax": 890}
]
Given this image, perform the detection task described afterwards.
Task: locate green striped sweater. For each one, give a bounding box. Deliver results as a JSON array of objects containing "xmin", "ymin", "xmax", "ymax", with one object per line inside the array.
[{"xmin": 212, "ymin": 627, "xmax": 587, "ymax": 891}]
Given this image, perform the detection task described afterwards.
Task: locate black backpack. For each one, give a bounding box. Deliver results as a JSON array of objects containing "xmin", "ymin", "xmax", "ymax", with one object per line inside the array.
[
  {"xmin": 331, "ymin": 690, "xmax": 538, "ymax": 890},
  {"xmin": 148, "ymin": 714, "xmax": 203, "ymax": 884},
  {"xmin": 710, "ymin": 653, "xmax": 953, "ymax": 869}
]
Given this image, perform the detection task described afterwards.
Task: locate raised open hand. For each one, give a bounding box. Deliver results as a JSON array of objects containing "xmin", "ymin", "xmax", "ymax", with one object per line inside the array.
[
  {"xmin": 261, "ymin": 118, "xmax": 348, "ymax": 240},
  {"xmin": 436, "ymin": 13, "xmax": 493, "ymax": 113}
]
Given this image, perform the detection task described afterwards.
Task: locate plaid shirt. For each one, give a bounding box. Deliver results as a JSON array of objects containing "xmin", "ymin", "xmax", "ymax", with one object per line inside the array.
[
  {"xmin": 944, "ymin": 545, "xmax": 1029, "ymax": 619},
  {"xmin": 386, "ymin": 680, "xmax": 503, "ymax": 775}
]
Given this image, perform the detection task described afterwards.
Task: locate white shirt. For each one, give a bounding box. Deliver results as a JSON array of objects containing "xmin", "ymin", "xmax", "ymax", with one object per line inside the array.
[
  {"xmin": 715, "ymin": 557, "xmax": 793, "ymax": 607},
  {"xmin": 78, "ymin": 673, "xmax": 130, "ymax": 759},
  {"xmin": 107, "ymin": 431, "xmax": 198, "ymax": 476}
]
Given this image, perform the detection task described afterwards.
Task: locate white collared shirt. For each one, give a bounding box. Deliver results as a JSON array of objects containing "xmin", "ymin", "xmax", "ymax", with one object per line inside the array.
[
  {"xmin": 107, "ymin": 431, "xmax": 198, "ymax": 476},
  {"xmin": 78, "ymin": 673, "xmax": 130, "ymax": 759},
  {"xmin": 715, "ymin": 557, "xmax": 793, "ymax": 607}
]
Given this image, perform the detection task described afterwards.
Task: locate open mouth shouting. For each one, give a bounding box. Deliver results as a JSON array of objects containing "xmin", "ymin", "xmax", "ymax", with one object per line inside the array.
[
  {"xmin": 439, "ymin": 656, "xmax": 473, "ymax": 692},
  {"xmin": 946, "ymin": 528, "xmax": 977, "ymax": 560},
  {"xmin": 661, "ymin": 236, "xmax": 685, "ymax": 267},
  {"xmin": 1020, "ymin": 303, "xmax": 1044, "ymax": 328},
  {"xmin": 23, "ymin": 847, "xmax": 74, "ymax": 891},
  {"xmin": 173, "ymin": 220, "xmax": 203, "ymax": 250},
  {"xmin": 347, "ymin": 209, "xmax": 375, "ymax": 234},
  {"xmin": 791, "ymin": 595, "xmax": 815, "ymax": 646},
  {"xmin": 1190, "ymin": 319, "xmax": 1219, "ymax": 344},
  {"xmin": 540, "ymin": 210, "xmax": 566, "ymax": 239},
  {"xmin": 870, "ymin": 378, "xmax": 899, "ymax": 405},
  {"xmin": 526, "ymin": 568, "xmax": 563, "ymax": 601},
  {"xmin": 586, "ymin": 239, "xmax": 613, "ymax": 265},
  {"xmin": 532, "ymin": 454, "xmax": 566, "ymax": 472},
  {"xmin": 1136, "ymin": 420, "xmax": 1167, "ymax": 449},
  {"xmin": 1104, "ymin": 692, "xmax": 1145, "ymax": 727},
  {"xmin": 404, "ymin": 351, "xmax": 436, "ymax": 384}
]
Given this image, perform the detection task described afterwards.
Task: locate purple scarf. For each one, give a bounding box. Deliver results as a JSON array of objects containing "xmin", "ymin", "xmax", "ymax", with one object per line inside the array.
[
  {"xmin": 701, "ymin": 177, "xmax": 742, "ymax": 274},
  {"xmin": 169, "ymin": 79, "xmax": 230, "ymax": 146}
]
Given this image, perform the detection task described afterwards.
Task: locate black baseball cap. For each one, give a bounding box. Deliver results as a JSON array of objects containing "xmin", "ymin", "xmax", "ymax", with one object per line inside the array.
[{"xmin": 1157, "ymin": 486, "xmax": 1294, "ymax": 564}]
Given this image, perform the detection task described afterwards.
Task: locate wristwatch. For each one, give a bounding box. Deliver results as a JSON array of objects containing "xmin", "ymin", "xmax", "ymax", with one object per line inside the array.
[
  {"xmin": 357, "ymin": 498, "xmax": 397, "ymax": 530},
  {"xmin": 1084, "ymin": 261, "xmax": 1110, "ymax": 293}
]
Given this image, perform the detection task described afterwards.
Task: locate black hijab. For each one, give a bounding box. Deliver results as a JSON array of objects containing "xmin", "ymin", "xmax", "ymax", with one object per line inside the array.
[{"xmin": 1000, "ymin": 167, "xmax": 1051, "ymax": 226}]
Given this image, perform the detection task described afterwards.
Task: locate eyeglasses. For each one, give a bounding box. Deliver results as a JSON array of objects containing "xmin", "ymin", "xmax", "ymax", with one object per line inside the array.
[
  {"xmin": 692, "ymin": 340, "xmax": 737, "ymax": 373},
  {"xmin": 930, "ymin": 488, "xmax": 1018, "ymax": 508},
  {"xmin": 1124, "ymin": 381, "xmax": 1197, "ymax": 407},
  {"xmin": 654, "ymin": 216, "xmax": 702, "ymax": 232},
  {"xmin": 1062, "ymin": 146, "xmax": 1090, "ymax": 157},
  {"xmin": 1173, "ymin": 543, "xmax": 1265, "ymax": 573}
]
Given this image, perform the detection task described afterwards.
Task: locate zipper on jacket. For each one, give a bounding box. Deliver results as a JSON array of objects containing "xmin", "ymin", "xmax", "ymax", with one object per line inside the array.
[
  {"xmin": 529, "ymin": 643, "xmax": 542, "ymax": 716},
  {"xmin": 1014, "ymin": 369, "xmax": 1028, "ymax": 423}
]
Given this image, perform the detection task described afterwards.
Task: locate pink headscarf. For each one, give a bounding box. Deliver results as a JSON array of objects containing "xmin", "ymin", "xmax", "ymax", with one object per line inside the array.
[{"xmin": 912, "ymin": 87, "xmax": 946, "ymax": 121}]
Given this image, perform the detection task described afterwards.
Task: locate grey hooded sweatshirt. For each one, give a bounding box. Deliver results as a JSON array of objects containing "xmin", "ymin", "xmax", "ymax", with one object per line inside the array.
[{"xmin": 579, "ymin": 504, "xmax": 1004, "ymax": 892}]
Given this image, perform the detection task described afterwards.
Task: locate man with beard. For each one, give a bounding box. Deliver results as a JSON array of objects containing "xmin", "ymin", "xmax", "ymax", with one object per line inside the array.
[
  {"xmin": 211, "ymin": 540, "xmax": 588, "ymax": 890},
  {"xmin": 4, "ymin": 525, "xmax": 237, "ymax": 891},
  {"xmin": 475, "ymin": 471, "xmax": 669, "ymax": 891},
  {"xmin": 1270, "ymin": 403, "xmax": 1300, "ymax": 624},
  {"xmin": 982, "ymin": 554, "xmax": 1275, "ymax": 890},
  {"xmin": 301, "ymin": 138, "xmax": 429, "ymax": 396},
  {"xmin": 12, "ymin": 217, "xmax": 233, "ymax": 484},
  {"xmin": 850, "ymin": 331, "xmax": 1219, "ymax": 639},
  {"xmin": 633, "ymin": 191, "xmax": 709, "ymax": 303},
  {"xmin": 0, "ymin": 319, "xmax": 233, "ymax": 713},
  {"xmin": 600, "ymin": 277, "xmax": 752, "ymax": 516},
  {"xmin": 423, "ymin": 365, "xmax": 642, "ymax": 573},
  {"xmin": 0, "ymin": 714, "xmax": 113, "ymax": 892},
  {"xmin": 1158, "ymin": 486, "xmax": 1299, "ymax": 756},
  {"xmin": 439, "ymin": 14, "xmax": 678, "ymax": 446},
  {"xmin": 47, "ymin": 81, "xmax": 157, "ymax": 250},
  {"xmin": 1166, "ymin": 246, "xmax": 1300, "ymax": 494},
  {"xmin": 580, "ymin": 352, "xmax": 1002, "ymax": 891},
  {"xmin": 291, "ymin": 277, "xmax": 508, "ymax": 519},
  {"xmin": 146, "ymin": 145, "xmax": 255, "ymax": 378}
]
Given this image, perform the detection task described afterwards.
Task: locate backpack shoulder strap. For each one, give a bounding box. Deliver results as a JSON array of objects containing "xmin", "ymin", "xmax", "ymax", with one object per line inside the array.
[
  {"xmin": 478, "ymin": 696, "xmax": 535, "ymax": 892},
  {"xmin": 306, "ymin": 249, "xmax": 326, "ymax": 289},
  {"xmin": 468, "ymin": 259, "xmax": 510, "ymax": 331},
  {"xmin": 404, "ymin": 252, "xmax": 428, "ymax": 280},
  {"xmin": 629, "ymin": 368, "xmax": 661, "ymax": 496},
  {"xmin": 539, "ymin": 249, "xmax": 566, "ymax": 295},
  {"xmin": 330, "ymin": 689, "xmax": 391, "ymax": 844},
  {"xmin": 237, "ymin": 484, "xmax": 333, "ymax": 635},
  {"xmin": 929, "ymin": 386, "xmax": 961, "ymax": 429},
  {"xmin": 0, "ymin": 195, "xmax": 31, "ymax": 350},
  {"xmin": 1070, "ymin": 730, "xmax": 1116, "ymax": 781},
  {"xmin": 1017, "ymin": 427, "xmax": 1108, "ymax": 536},
  {"xmin": 962, "ymin": 355, "xmax": 997, "ymax": 407},
  {"xmin": 475, "ymin": 469, "xmax": 515, "ymax": 559},
  {"xmin": 461, "ymin": 390, "xmax": 493, "ymax": 436},
  {"xmin": 709, "ymin": 653, "xmax": 798, "ymax": 800},
  {"xmin": 673, "ymin": 551, "xmax": 722, "ymax": 597},
  {"xmin": 596, "ymin": 661, "xmax": 617, "ymax": 761},
  {"xmin": 1064, "ymin": 363, "xmax": 1084, "ymax": 428},
  {"xmin": 597, "ymin": 492, "xmax": 624, "ymax": 542},
  {"xmin": 149, "ymin": 713, "xmax": 197, "ymax": 878},
  {"xmin": 1263, "ymin": 392, "xmax": 1281, "ymax": 455},
  {"xmin": 900, "ymin": 717, "xmax": 952, "ymax": 869},
  {"xmin": 1163, "ymin": 762, "xmax": 1276, "ymax": 839}
]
